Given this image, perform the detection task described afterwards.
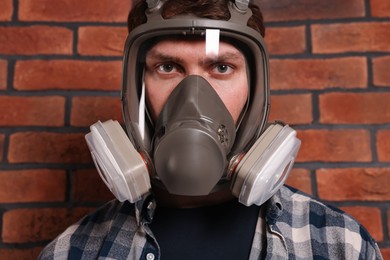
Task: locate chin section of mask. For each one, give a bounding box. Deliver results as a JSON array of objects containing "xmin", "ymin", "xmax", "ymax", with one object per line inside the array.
[
  {"xmin": 85, "ymin": 120, "xmax": 151, "ymax": 203},
  {"xmin": 231, "ymin": 123, "xmax": 301, "ymax": 207},
  {"xmin": 154, "ymin": 125, "xmax": 227, "ymax": 196}
]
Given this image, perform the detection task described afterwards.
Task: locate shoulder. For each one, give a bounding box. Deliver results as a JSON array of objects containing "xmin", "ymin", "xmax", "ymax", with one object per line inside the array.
[
  {"xmin": 276, "ymin": 185, "xmax": 353, "ymax": 222},
  {"xmin": 268, "ymin": 186, "xmax": 382, "ymax": 259},
  {"xmin": 38, "ymin": 200, "xmax": 138, "ymax": 260}
]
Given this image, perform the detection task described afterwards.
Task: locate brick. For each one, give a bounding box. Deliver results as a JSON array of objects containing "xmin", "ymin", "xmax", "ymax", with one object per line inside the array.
[
  {"xmin": 0, "ymin": 248, "xmax": 43, "ymax": 260},
  {"xmin": 269, "ymin": 94, "xmax": 312, "ymax": 125},
  {"xmin": 0, "ymin": 0, "xmax": 13, "ymax": 21},
  {"xmin": 2, "ymin": 207, "xmax": 93, "ymax": 243},
  {"xmin": 78, "ymin": 26, "xmax": 128, "ymax": 56},
  {"xmin": 70, "ymin": 96, "xmax": 122, "ymax": 127},
  {"xmin": 388, "ymin": 209, "xmax": 390, "ymax": 239},
  {"xmin": 19, "ymin": 0, "xmax": 131, "ymax": 22},
  {"xmin": 312, "ymin": 22, "xmax": 390, "ymax": 54},
  {"xmin": 285, "ymin": 168, "xmax": 312, "ymax": 195},
  {"xmin": 296, "ymin": 129, "xmax": 371, "ymax": 162},
  {"xmin": 265, "ymin": 26, "xmax": 306, "ymax": 55},
  {"xmin": 0, "ymin": 134, "xmax": 4, "ymax": 161},
  {"xmin": 371, "ymin": 0, "xmax": 390, "ymax": 17},
  {"xmin": 341, "ymin": 206, "xmax": 383, "ymax": 242},
  {"xmin": 381, "ymin": 248, "xmax": 390, "ymax": 260},
  {"xmin": 319, "ymin": 92, "xmax": 390, "ymax": 124},
  {"xmin": 0, "ymin": 26, "xmax": 72, "ymax": 55},
  {"xmin": 14, "ymin": 60, "xmax": 122, "ymax": 91},
  {"xmin": 270, "ymin": 57, "xmax": 367, "ymax": 90},
  {"xmin": 73, "ymin": 169, "xmax": 114, "ymax": 202},
  {"xmin": 317, "ymin": 168, "xmax": 390, "ymax": 201},
  {"xmin": 373, "ymin": 56, "xmax": 390, "ymax": 87},
  {"xmin": 0, "ymin": 96, "xmax": 65, "ymax": 126},
  {"xmin": 0, "ymin": 59, "xmax": 7, "ymax": 89},
  {"xmin": 0, "ymin": 169, "xmax": 66, "ymax": 203},
  {"xmin": 258, "ymin": 0, "xmax": 365, "ymax": 22},
  {"xmin": 377, "ymin": 130, "xmax": 390, "ymax": 162},
  {"xmin": 8, "ymin": 132, "xmax": 91, "ymax": 164}
]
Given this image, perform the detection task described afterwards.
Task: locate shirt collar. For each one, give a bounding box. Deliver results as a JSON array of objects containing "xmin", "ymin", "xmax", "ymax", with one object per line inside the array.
[
  {"xmin": 264, "ymin": 188, "xmax": 284, "ymax": 225},
  {"xmin": 135, "ymin": 193, "xmax": 156, "ymax": 226},
  {"xmin": 136, "ymin": 188, "xmax": 286, "ymax": 226}
]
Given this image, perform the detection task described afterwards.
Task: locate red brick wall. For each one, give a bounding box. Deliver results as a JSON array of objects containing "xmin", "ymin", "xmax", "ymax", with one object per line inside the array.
[
  {"xmin": 0, "ymin": 0, "xmax": 389, "ymax": 258},
  {"xmin": 261, "ymin": 0, "xmax": 390, "ymax": 257}
]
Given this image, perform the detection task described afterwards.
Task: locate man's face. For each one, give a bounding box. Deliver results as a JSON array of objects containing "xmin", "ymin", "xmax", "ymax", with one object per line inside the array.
[{"xmin": 144, "ymin": 39, "xmax": 249, "ymax": 123}]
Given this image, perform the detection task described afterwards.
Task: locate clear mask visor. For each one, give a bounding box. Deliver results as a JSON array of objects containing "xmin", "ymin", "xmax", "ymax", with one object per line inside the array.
[
  {"xmin": 124, "ymin": 29, "xmax": 250, "ymax": 153},
  {"xmin": 122, "ymin": 18, "xmax": 269, "ymax": 176}
]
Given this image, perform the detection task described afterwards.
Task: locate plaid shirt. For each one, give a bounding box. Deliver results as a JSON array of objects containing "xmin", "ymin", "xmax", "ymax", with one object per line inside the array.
[{"xmin": 39, "ymin": 186, "xmax": 382, "ymax": 259}]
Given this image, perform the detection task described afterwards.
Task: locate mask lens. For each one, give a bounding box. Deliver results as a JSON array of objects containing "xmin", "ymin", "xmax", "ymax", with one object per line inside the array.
[{"xmin": 124, "ymin": 29, "xmax": 251, "ymax": 150}]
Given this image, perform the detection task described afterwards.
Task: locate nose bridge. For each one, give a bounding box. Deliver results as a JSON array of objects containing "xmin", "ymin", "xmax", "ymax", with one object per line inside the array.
[
  {"xmin": 188, "ymin": 67, "xmax": 202, "ymax": 77},
  {"xmin": 186, "ymin": 60, "xmax": 203, "ymax": 76},
  {"xmin": 186, "ymin": 59, "xmax": 207, "ymax": 79}
]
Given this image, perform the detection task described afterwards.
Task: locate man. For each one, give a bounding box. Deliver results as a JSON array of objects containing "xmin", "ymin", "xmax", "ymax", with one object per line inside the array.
[{"xmin": 39, "ymin": 0, "xmax": 382, "ymax": 259}]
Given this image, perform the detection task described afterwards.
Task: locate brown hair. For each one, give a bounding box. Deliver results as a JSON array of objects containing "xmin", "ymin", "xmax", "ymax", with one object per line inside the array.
[{"xmin": 127, "ymin": 0, "xmax": 265, "ymax": 37}]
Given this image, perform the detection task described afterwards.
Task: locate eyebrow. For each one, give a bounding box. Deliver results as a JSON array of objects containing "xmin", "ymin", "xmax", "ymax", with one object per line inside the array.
[
  {"xmin": 146, "ymin": 49, "xmax": 245, "ymax": 64},
  {"xmin": 146, "ymin": 50, "xmax": 184, "ymax": 63},
  {"xmin": 203, "ymin": 51, "xmax": 245, "ymax": 64}
]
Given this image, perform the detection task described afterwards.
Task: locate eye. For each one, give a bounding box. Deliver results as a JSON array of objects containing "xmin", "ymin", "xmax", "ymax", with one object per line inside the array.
[
  {"xmin": 212, "ymin": 64, "xmax": 233, "ymax": 74},
  {"xmin": 216, "ymin": 64, "xmax": 230, "ymax": 73},
  {"xmin": 157, "ymin": 63, "xmax": 177, "ymax": 73}
]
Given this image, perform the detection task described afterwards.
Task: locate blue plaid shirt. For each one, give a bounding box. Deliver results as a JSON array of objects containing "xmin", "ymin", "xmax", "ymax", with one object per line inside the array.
[{"xmin": 39, "ymin": 186, "xmax": 382, "ymax": 259}]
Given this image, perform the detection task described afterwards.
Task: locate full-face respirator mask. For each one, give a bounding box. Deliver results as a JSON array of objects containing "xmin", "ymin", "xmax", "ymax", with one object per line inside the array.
[{"xmin": 85, "ymin": 0, "xmax": 301, "ymax": 207}]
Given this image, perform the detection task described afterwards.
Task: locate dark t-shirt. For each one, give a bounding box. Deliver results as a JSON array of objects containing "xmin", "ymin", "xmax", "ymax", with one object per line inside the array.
[{"xmin": 149, "ymin": 199, "xmax": 260, "ymax": 260}]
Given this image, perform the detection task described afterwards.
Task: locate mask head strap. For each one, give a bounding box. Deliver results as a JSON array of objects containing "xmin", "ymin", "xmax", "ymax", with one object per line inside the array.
[
  {"xmin": 147, "ymin": 0, "xmax": 251, "ymax": 11},
  {"xmin": 233, "ymin": 0, "xmax": 250, "ymax": 12},
  {"xmin": 145, "ymin": 0, "xmax": 252, "ymax": 24},
  {"xmin": 146, "ymin": 0, "xmax": 162, "ymax": 10}
]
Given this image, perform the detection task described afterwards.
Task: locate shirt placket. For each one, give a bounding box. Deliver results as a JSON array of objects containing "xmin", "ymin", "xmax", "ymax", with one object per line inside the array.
[{"xmin": 137, "ymin": 195, "xmax": 161, "ymax": 260}]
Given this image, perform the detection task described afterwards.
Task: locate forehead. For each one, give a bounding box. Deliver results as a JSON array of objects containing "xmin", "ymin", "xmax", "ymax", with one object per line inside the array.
[{"xmin": 146, "ymin": 38, "xmax": 245, "ymax": 60}]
